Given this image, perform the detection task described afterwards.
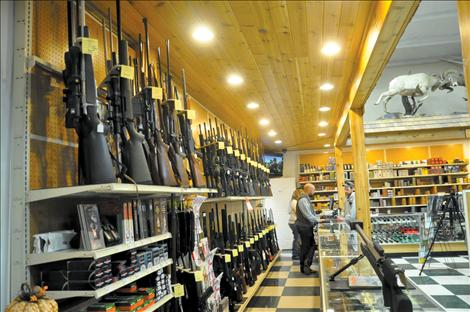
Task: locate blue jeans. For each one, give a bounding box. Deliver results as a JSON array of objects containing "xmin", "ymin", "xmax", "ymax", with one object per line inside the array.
[{"xmin": 289, "ymin": 223, "xmax": 301, "ymax": 258}]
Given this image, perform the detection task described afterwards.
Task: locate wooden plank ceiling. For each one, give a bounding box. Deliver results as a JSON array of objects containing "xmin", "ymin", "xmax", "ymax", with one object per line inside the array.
[{"xmin": 90, "ymin": 1, "xmax": 376, "ymax": 151}]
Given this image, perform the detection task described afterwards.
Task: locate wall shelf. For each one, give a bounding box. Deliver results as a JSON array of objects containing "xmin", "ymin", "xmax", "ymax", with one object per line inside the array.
[
  {"xmin": 370, "ymin": 183, "xmax": 470, "ymax": 190},
  {"xmin": 203, "ymin": 196, "xmax": 272, "ymax": 203},
  {"xmin": 371, "ymin": 204, "xmax": 427, "ymax": 209},
  {"xmin": 46, "ymin": 259, "xmax": 173, "ymax": 300},
  {"xmin": 143, "ymin": 293, "xmax": 174, "ymax": 312},
  {"xmin": 28, "ymin": 183, "xmax": 218, "ymax": 203},
  {"xmin": 311, "ymin": 199, "xmax": 338, "ymax": 203},
  {"xmin": 369, "ymin": 172, "xmax": 468, "ymax": 181},
  {"xmin": 28, "ymin": 232, "xmax": 172, "ymax": 266}
]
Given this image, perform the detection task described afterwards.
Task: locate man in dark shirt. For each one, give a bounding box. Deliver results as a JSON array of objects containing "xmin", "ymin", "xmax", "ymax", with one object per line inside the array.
[{"xmin": 295, "ymin": 183, "xmax": 320, "ymax": 274}]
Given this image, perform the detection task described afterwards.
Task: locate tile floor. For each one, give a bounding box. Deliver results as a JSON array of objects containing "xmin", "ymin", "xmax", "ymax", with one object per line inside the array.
[
  {"xmin": 392, "ymin": 255, "xmax": 470, "ymax": 311},
  {"xmin": 245, "ymin": 252, "xmax": 321, "ymax": 312}
]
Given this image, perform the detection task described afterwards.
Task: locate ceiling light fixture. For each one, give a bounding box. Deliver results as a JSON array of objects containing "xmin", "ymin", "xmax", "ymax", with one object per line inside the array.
[
  {"xmin": 274, "ymin": 140, "xmax": 282, "ymax": 144},
  {"xmin": 192, "ymin": 25, "xmax": 214, "ymax": 43},
  {"xmin": 321, "ymin": 42, "xmax": 341, "ymax": 56},
  {"xmin": 268, "ymin": 130, "xmax": 277, "ymax": 137},
  {"xmin": 259, "ymin": 118, "xmax": 270, "ymax": 126},
  {"xmin": 319, "ymin": 106, "xmax": 331, "ymax": 112},
  {"xmin": 319, "ymin": 121, "xmax": 328, "ymax": 127},
  {"xmin": 246, "ymin": 102, "xmax": 259, "ymax": 110},
  {"xmin": 227, "ymin": 74, "xmax": 243, "ymax": 86},
  {"xmin": 318, "ymin": 132, "xmax": 326, "ymax": 137},
  {"xmin": 320, "ymin": 83, "xmax": 334, "ymax": 91},
  {"xmin": 324, "ymin": 144, "xmax": 331, "ymax": 148}
]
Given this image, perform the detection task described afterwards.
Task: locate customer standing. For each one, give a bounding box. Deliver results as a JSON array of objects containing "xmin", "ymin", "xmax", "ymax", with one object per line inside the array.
[
  {"xmin": 295, "ymin": 183, "xmax": 320, "ymax": 274},
  {"xmin": 288, "ymin": 188, "xmax": 303, "ymax": 260}
]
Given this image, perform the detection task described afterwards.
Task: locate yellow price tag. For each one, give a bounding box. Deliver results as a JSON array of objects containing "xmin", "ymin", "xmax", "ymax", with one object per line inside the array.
[
  {"xmin": 186, "ymin": 109, "xmax": 196, "ymax": 120},
  {"xmin": 149, "ymin": 87, "xmax": 163, "ymax": 100},
  {"xmin": 218, "ymin": 141, "xmax": 225, "ymax": 150},
  {"xmin": 80, "ymin": 37, "xmax": 98, "ymax": 55},
  {"xmin": 250, "ymin": 238, "xmax": 254, "ymax": 244},
  {"xmin": 194, "ymin": 271, "xmax": 203, "ymax": 282},
  {"xmin": 254, "ymin": 235, "xmax": 259, "ymax": 241},
  {"xmin": 174, "ymin": 99, "xmax": 183, "ymax": 111},
  {"xmin": 240, "ymin": 154, "xmax": 246, "ymax": 161},
  {"xmin": 245, "ymin": 241, "xmax": 250, "ymax": 248},
  {"xmin": 232, "ymin": 249, "xmax": 238, "ymax": 257},
  {"xmin": 247, "ymin": 157, "xmax": 251, "ymax": 162},
  {"xmin": 238, "ymin": 244, "xmax": 244, "ymax": 252},
  {"xmin": 227, "ymin": 146, "xmax": 233, "ymax": 154},
  {"xmin": 173, "ymin": 284, "xmax": 185, "ymax": 298},
  {"xmin": 119, "ymin": 65, "xmax": 134, "ymax": 80},
  {"xmin": 234, "ymin": 150, "xmax": 240, "ymax": 157},
  {"xmin": 225, "ymin": 254, "xmax": 231, "ymax": 263}
]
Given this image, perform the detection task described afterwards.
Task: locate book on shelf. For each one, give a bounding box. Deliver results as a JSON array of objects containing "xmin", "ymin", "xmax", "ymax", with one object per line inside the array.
[{"xmin": 77, "ymin": 203, "xmax": 106, "ymax": 251}]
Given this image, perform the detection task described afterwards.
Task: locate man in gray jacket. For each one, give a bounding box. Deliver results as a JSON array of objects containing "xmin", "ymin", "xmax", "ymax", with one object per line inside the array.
[{"xmin": 295, "ymin": 183, "xmax": 320, "ymax": 274}]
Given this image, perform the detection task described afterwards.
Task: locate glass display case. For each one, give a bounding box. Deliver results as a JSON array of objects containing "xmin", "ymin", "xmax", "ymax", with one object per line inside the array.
[{"xmin": 317, "ymin": 221, "xmax": 442, "ymax": 311}]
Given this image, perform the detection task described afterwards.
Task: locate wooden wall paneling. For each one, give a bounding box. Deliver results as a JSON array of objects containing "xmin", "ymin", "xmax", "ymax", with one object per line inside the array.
[
  {"xmin": 335, "ymin": 147, "xmax": 346, "ymax": 208},
  {"xmin": 457, "ymin": 1, "xmax": 470, "ymax": 113},
  {"xmin": 349, "ymin": 109, "xmax": 371, "ymax": 236}
]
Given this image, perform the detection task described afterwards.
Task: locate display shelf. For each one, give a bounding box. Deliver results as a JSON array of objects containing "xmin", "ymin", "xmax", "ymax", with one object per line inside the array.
[
  {"xmin": 28, "ymin": 183, "xmax": 218, "ymax": 202},
  {"xmin": 143, "ymin": 293, "xmax": 174, "ymax": 312},
  {"xmin": 369, "ymin": 162, "xmax": 468, "ymax": 171},
  {"xmin": 46, "ymin": 259, "xmax": 173, "ymax": 300},
  {"xmin": 382, "ymin": 241, "xmax": 467, "ymax": 253},
  {"xmin": 236, "ymin": 251, "xmax": 280, "ymax": 312},
  {"xmin": 298, "ymin": 170, "xmax": 335, "ymax": 175},
  {"xmin": 203, "ymin": 196, "xmax": 272, "ymax": 203},
  {"xmin": 369, "ymin": 171, "xmax": 468, "ymax": 181},
  {"xmin": 314, "ymin": 189, "xmax": 338, "ymax": 194},
  {"xmin": 371, "ymin": 204, "xmax": 427, "ymax": 209},
  {"xmin": 369, "ymin": 194, "xmax": 430, "ymax": 200},
  {"xmin": 28, "ymin": 232, "xmax": 172, "ymax": 266},
  {"xmin": 298, "ymin": 179, "xmax": 336, "ymax": 184},
  {"xmin": 311, "ymin": 198, "xmax": 338, "ymax": 203},
  {"xmin": 370, "ymin": 183, "xmax": 470, "ymax": 191}
]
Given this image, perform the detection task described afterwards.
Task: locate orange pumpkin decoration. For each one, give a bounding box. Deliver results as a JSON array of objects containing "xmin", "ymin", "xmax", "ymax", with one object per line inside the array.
[{"xmin": 6, "ymin": 284, "xmax": 58, "ymax": 312}]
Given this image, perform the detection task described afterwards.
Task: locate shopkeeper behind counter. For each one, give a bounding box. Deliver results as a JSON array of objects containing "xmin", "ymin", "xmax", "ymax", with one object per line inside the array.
[{"xmin": 343, "ymin": 181, "xmax": 356, "ymax": 222}]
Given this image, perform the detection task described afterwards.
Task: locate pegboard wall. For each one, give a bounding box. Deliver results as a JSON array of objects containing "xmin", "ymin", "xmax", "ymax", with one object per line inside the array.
[{"xmin": 30, "ymin": 1, "xmax": 223, "ymax": 190}]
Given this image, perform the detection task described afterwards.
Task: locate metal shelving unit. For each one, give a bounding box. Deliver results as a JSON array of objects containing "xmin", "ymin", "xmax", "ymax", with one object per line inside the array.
[
  {"xmin": 46, "ymin": 259, "xmax": 173, "ymax": 300},
  {"xmin": 28, "ymin": 232, "xmax": 172, "ymax": 266},
  {"xmin": 143, "ymin": 293, "xmax": 174, "ymax": 312}
]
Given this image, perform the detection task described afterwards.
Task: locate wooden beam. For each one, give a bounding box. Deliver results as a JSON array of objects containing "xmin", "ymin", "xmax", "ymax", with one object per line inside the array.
[
  {"xmin": 457, "ymin": 1, "xmax": 470, "ymax": 113},
  {"xmin": 335, "ymin": 0, "xmax": 420, "ymax": 147},
  {"xmin": 349, "ymin": 108, "xmax": 371, "ymax": 236},
  {"xmin": 335, "ymin": 147, "xmax": 346, "ymax": 208}
]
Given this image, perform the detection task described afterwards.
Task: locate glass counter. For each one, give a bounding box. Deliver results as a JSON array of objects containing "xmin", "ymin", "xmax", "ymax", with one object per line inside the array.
[{"xmin": 318, "ymin": 221, "xmax": 442, "ymax": 311}]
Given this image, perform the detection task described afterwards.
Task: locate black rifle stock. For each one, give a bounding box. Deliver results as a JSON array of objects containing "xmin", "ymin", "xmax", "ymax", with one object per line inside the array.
[
  {"xmin": 63, "ymin": 0, "xmax": 115, "ymax": 185},
  {"xmin": 116, "ymin": 0, "xmax": 152, "ymax": 184}
]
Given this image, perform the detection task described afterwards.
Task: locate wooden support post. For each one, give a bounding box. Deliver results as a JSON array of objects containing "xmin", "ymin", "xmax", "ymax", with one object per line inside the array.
[
  {"xmin": 457, "ymin": 1, "xmax": 470, "ymax": 113},
  {"xmin": 335, "ymin": 147, "xmax": 346, "ymax": 209},
  {"xmin": 349, "ymin": 108, "xmax": 371, "ymax": 236}
]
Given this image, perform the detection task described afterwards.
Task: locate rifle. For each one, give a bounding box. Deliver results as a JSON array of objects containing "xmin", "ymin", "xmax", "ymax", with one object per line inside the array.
[
  {"xmin": 242, "ymin": 206, "xmax": 261, "ymax": 277},
  {"xmin": 250, "ymin": 210, "xmax": 268, "ymax": 270},
  {"xmin": 240, "ymin": 132, "xmax": 256, "ymax": 196},
  {"xmin": 223, "ymin": 125, "xmax": 239, "ymax": 196},
  {"xmin": 229, "ymin": 214, "xmax": 247, "ymax": 294},
  {"xmin": 153, "ymin": 48, "xmax": 178, "ymax": 186},
  {"xmin": 198, "ymin": 124, "xmax": 214, "ymax": 191},
  {"xmin": 214, "ymin": 119, "xmax": 232, "ymax": 196},
  {"xmin": 231, "ymin": 129, "xmax": 247, "ymax": 195},
  {"xmin": 235, "ymin": 213, "xmax": 255, "ymax": 286},
  {"xmin": 162, "ymin": 40, "xmax": 190, "ymax": 187},
  {"xmin": 178, "ymin": 70, "xmax": 205, "ymax": 187},
  {"xmin": 207, "ymin": 119, "xmax": 225, "ymax": 196},
  {"xmin": 63, "ymin": 0, "xmax": 115, "ymax": 185}
]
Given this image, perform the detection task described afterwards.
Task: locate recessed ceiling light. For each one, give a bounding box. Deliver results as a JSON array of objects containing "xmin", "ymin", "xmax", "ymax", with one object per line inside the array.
[
  {"xmin": 324, "ymin": 144, "xmax": 331, "ymax": 147},
  {"xmin": 319, "ymin": 106, "xmax": 331, "ymax": 112},
  {"xmin": 318, "ymin": 132, "xmax": 326, "ymax": 137},
  {"xmin": 274, "ymin": 140, "xmax": 282, "ymax": 144},
  {"xmin": 227, "ymin": 74, "xmax": 243, "ymax": 86},
  {"xmin": 192, "ymin": 25, "xmax": 214, "ymax": 43},
  {"xmin": 246, "ymin": 102, "xmax": 259, "ymax": 110},
  {"xmin": 319, "ymin": 121, "xmax": 328, "ymax": 127},
  {"xmin": 320, "ymin": 83, "xmax": 334, "ymax": 91},
  {"xmin": 268, "ymin": 130, "xmax": 277, "ymax": 137},
  {"xmin": 321, "ymin": 42, "xmax": 341, "ymax": 56},
  {"xmin": 259, "ymin": 118, "xmax": 270, "ymax": 126}
]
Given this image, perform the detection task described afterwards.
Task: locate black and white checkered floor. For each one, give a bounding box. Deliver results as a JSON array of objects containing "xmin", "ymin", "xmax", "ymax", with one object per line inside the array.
[{"xmin": 392, "ymin": 255, "xmax": 470, "ymax": 311}]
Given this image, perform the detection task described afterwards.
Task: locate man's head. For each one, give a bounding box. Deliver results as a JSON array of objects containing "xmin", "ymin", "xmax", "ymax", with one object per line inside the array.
[
  {"xmin": 303, "ymin": 183, "xmax": 316, "ymax": 196},
  {"xmin": 344, "ymin": 181, "xmax": 354, "ymax": 196}
]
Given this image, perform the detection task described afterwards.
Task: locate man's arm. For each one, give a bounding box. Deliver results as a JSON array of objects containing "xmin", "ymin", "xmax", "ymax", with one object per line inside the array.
[{"xmin": 298, "ymin": 197, "xmax": 320, "ymax": 225}]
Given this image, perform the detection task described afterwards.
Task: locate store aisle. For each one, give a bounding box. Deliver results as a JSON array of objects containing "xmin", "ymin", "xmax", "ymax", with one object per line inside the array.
[{"xmin": 246, "ymin": 251, "xmax": 321, "ymax": 312}]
